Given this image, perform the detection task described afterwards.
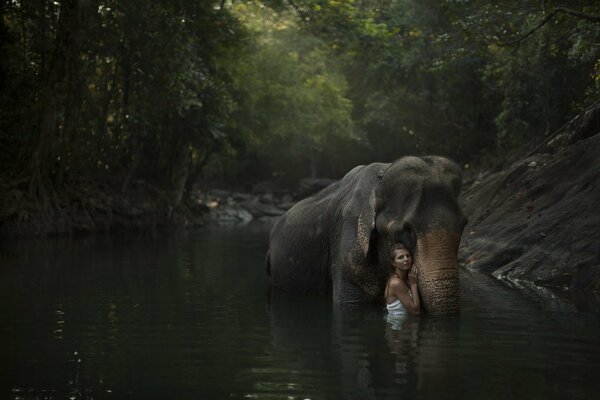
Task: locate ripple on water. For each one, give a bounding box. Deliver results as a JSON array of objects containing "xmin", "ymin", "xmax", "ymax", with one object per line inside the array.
[{"xmin": 1, "ymin": 232, "xmax": 600, "ymax": 400}]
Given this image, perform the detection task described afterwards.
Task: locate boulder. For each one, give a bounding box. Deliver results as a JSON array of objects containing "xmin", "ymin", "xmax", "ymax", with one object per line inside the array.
[
  {"xmin": 297, "ymin": 178, "xmax": 336, "ymax": 199},
  {"xmin": 251, "ymin": 181, "xmax": 278, "ymax": 194},
  {"xmin": 242, "ymin": 198, "xmax": 286, "ymax": 218},
  {"xmin": 208, "ymin": 205, "xmax": 253, "ymax": 226}
]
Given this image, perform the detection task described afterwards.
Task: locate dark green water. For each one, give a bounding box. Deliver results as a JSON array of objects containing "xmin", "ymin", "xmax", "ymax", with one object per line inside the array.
[{"xmin": 1, "ymin": 226, "xmax": 599, "ymax": 400}]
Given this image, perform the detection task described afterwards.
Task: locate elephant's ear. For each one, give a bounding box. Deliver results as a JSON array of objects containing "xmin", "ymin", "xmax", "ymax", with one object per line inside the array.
[
  {"xmin": 337, "ymin": 165, "xmax": 387, "ymax": 299},
  {"xmin": 356, "ymin": 190, "xmax": 377, "ymax": 260}
]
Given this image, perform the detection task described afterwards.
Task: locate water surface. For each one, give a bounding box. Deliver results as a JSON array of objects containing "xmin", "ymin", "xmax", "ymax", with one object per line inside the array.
[{"xmin": 1, "ymin": 227, "xmax": 599, "ymax": 399}]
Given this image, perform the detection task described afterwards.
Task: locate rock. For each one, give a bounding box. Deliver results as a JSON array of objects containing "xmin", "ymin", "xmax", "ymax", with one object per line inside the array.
[
  {"xmin": 189, "ymin": 200, "xmax": 210, "ymax": 215},
  {"xmin": 460, "ymin": 131, "xmax": 600, "ymax": 294},
  {"xmin": 277, "ymin": 194, "xmax": 296, "ymax": 210},
  {"xmin": 231, "ymin": 192, "xmax": 253, "ymax": 202},
  {"xmin": 201, "ymin": 188, "xmax": 286, "ymax": 224},
  {"xmin": 259, "ymin": 193, "xmax": 275, "ymax": 204},
  {"xmin": 277, "ymin": 201, "xmax": 296, "ymax": 211},
  {"xmin": 208, "ymin": 205, "xmax": 253, "ymax": 226},
  {"xmin": 207, "ymin": 189, "xmax": 232, "ymax": 201},
  {"xmin": 297, "ymin": 178, "xmax": 336, "ymax": 199},
  {"xmin": 252, "ymin": 181, "xmax": 277, "ymax": 194},
  {"xmin": 242, "ymin": 198, "xmax": 286, "ymax": 218}
]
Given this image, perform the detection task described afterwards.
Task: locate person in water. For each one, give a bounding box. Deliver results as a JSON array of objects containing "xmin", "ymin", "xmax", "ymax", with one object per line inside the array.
[{"xmin": 384, "ymin": 243, "xmax": 421, "ymax": 316}]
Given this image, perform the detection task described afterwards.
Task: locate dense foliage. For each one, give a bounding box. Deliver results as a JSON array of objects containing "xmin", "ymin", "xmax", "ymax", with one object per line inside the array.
[
  {"xmin": 1, "ymin": 0, "xmax": 599, "ymax": 203},
  {"xmin": 282, "ymin": 0, "xmax": 600, "ymax": 164}
]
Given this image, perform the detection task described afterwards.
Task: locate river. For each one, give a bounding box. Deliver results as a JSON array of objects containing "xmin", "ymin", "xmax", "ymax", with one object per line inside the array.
[{"xmin": 1, "ymin": 226, "xmax": 599, "ymax": 399}]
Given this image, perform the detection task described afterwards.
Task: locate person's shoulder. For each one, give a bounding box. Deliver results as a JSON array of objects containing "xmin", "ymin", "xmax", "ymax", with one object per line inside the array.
[{"xmin": 388, "ymin": 276, "xmax": 405, "ymax": 290}]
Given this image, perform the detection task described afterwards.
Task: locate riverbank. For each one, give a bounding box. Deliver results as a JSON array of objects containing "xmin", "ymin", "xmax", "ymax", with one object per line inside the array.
[
  {"xmin": 2, "ymin": 106, "xmax": 599, "ymax": 309},
  {"xmin": 459, "ymin": 104, "xmax": 600, "ymax": 311},
  {"xmin": 1, "ymin": 179, "xmax": 194, "ymax": 236},
  {"xmin": 0, "ymin": 176, "xmax": 335, "ymax": 236}
]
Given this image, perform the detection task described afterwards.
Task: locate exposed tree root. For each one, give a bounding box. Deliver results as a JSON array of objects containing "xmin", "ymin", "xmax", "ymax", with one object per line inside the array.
[{"xmin": 0, "ymin": 179, "xmax": 205, "ymax": 237}]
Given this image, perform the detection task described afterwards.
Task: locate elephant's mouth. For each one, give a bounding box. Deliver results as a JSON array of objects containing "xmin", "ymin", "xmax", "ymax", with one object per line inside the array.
[{"xmin": 414, "ymin": 230, "xmax": 461, "ymax": 314}]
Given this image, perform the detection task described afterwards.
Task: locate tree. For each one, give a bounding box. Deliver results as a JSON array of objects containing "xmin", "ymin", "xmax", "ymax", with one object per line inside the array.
[{"xmin": 223, "ymin": 1, "xmax": 358, "ymax": 184}]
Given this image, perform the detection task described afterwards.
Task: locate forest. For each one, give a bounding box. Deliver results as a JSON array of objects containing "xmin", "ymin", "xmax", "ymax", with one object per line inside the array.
[{"xmin": 1, "ymin": 0, "xmax": 599, "ymax": 235}]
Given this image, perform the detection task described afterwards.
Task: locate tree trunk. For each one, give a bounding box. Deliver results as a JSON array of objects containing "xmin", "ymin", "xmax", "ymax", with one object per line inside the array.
[
  {"xmin": 120, "ymin": 128, "xmax": 143, "ymax": 194},
  {"xmin": 57, "ymin": 0, "xmax": 88, "ymax": 188},
  {"xmin": 98, "ymin": 60, "xmax": 117, "ymax": 139},
  {"xmin": 184, "ymin": 145, "xmax": 213, "ymax": 196},
  {"xmin": 169, "ymin": 141, "xmax": 190, "ymax": 213},
  {"xmin": 120, "ymin": 50, "xmax": 138, "ymax": 194},
  {"xmin": 29, "ymin": 0, "xmax": 81, "ymax": 196}
]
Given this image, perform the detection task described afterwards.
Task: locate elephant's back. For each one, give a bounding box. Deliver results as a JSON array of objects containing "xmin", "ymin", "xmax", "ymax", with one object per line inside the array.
[
  {"xmin": 270, "ymin": 162, "xmax": 386, "ymax": 241},
  {"xmin": 267, "ymin": 162, "xmax": 390, "ymax": 293}
]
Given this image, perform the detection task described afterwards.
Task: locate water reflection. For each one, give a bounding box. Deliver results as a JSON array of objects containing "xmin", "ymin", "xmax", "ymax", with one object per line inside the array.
[
  {"xmin": 331, "ymin": 304, "xmax": 382, "ymax": 400},
  {"xmin": 266, "ymin": 288, "xmax": 466, "ymax": 400},
  {"xmin": 384, "ymin": 315, "xmax": 418, "ymax": 381},
  {"xmin": 1, "ymin": 230, "xmax": 600, "ymax": 400},
  {"xmin": 264, "ymin": 288, "xmax": 334, "ymax": 398}
]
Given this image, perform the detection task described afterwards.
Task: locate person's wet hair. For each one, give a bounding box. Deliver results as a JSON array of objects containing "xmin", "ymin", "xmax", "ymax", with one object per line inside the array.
[
  {"xmin": 390, "ymin": 242, "xmax": 411, "ymax": 257},
  {"xmin": 389, "ymin": 242, "xmax": 412, "ymax": 272}
]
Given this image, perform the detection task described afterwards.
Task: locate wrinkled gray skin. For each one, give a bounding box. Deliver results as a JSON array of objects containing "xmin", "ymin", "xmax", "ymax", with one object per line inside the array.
[{"xmin": 266, "ymin": 156, "xmax": 468, "ymax": 314}]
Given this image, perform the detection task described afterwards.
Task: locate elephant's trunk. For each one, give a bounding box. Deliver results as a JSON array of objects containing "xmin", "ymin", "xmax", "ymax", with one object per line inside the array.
[{"xmin": 415, "ymin": 230, "xmax": 461, "ymax": 314}]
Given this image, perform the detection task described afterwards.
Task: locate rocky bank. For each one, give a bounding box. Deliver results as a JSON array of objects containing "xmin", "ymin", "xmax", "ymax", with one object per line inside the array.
[
  {"xmin": 209, "ymin": 108, "xmax": 600, "ymax": 310},
  {"xmin": 0, "ymin": 177, "xmax": 333, "ymax": 236},
  {"xmin": 459, "ymin": 104, "xmax": 600, "ymax": 311},
  {"xmin": 1, "ymin": 106, "xmax": 598, "ymax": 311}
]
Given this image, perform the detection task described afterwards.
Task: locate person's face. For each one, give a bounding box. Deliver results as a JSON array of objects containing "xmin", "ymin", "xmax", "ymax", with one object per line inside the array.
[{"xmin": 392, "ymin": 248, "xmax": 413, "ymax": 270}]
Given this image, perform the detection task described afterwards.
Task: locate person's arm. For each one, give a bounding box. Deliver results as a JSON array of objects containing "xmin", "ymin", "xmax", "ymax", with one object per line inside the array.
[
  {"xmin": 390, "ymin": 276, "xmax": 420, "ymax": 315},
  {"xmin": 407, "ymin": 267, "xmax": 421, "ymax": 314}
]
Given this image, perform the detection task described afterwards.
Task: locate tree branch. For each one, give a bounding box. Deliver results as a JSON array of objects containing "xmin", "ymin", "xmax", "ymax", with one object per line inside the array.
[
  {"xmin": 500, "ymin": 7, "xmax": 600, "ymax": 46},
  {"xmin": 286, "ymin": 0, "xmax": 312, "ymax": 23},
  {"xmin": 555, "ymin": 6, "xmax": 600, "ymax": 23}
]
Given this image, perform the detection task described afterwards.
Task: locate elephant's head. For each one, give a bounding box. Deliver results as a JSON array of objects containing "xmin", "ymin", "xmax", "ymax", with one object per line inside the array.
[{"xmin": 354, "ymin": 156, "xmax": 467, "ymax": 314}]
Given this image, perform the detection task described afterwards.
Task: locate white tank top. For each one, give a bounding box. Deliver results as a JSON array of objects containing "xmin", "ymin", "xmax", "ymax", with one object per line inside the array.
[{"xmin": 386, "ymin": 299, "xmax": 407, "ymax": 316}]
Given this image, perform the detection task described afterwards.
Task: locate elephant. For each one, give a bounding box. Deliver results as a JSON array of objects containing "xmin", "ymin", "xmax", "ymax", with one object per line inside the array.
[{"xmin": 265, "ymin": 155, "xmax": 468, "ymax": 314}]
